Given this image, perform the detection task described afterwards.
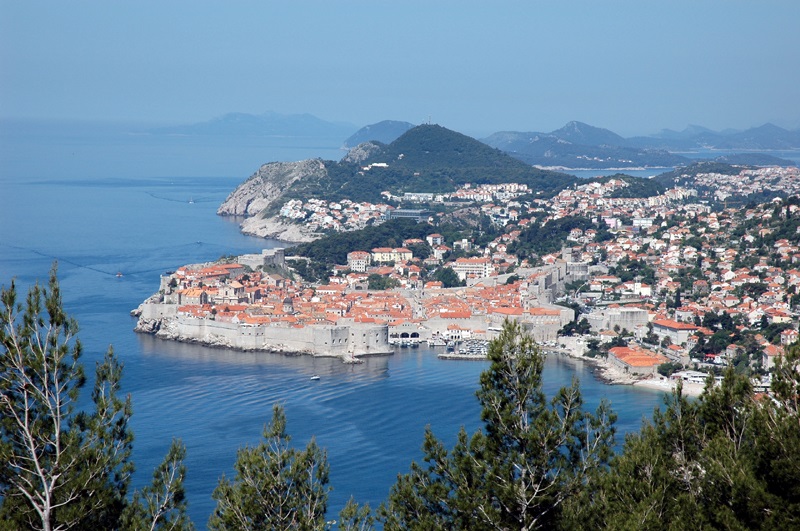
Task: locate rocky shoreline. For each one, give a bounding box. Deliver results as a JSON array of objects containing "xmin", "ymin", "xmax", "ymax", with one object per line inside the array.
[
  {"xmin": 216, "ymin": 158, "xmax": 328, "ymax": 243},
  {"xmin": 549, "ymin": 348, "xmax": 704, "ymax": 397}
]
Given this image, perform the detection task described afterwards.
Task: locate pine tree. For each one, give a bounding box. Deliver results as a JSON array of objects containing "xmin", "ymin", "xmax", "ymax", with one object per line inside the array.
[
  {"xmin": 0, "ymin": 265, "xmax": 193, "ymax": 531},
  {"xmin": 0, "ymin": 266, "xmax": 134, "ymax": 530},
  {"xmin": 338, "ymin": 497, "xmax": 375, "ymax": 531},
  {"xmin": 380, "ymin": 319, "xmax": 616, "ymax": 530},
  {"xmin": 588, "ymin": 361, "xmax": 800, "ymax": 530},
  {"xmin": 208, "ymin": 403, "xmax": 330, "ymax": 530},
  {"xmin": 120, "ymin": 439, "xmax": 194, "ymax": 531}
]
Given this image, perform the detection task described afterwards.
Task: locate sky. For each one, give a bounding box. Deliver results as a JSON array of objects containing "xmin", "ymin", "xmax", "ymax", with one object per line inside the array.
[{"xmin": 1, "ymin": 1, "xmax": 799, "ymax": 137}]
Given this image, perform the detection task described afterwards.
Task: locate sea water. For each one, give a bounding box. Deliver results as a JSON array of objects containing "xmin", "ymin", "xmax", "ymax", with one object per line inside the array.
[{"xmin": 0, "ymin": 134, "xmax": 668, "ymax": 527}]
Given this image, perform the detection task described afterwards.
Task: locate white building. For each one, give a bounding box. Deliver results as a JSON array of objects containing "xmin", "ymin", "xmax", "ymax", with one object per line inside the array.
[
  {"xmin": 347, "ymin": 251, "xmax": 371, "ymax": 272},
  {"xmin": 450, "ymin": 257, "xmax": 494, "ymax": 281}
]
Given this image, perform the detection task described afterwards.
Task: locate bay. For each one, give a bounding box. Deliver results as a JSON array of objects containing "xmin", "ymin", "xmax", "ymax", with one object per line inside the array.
[
  {"xmin": 559, "ymin": 150, "xmax": 800, "ymax": 180},
  {"xmin": 0, "ymin": 135, "xmax": 668, "ymax": 527},
  {"xmin": 563, "ymin": 168, "xmax": 672, "ymax": 179}
]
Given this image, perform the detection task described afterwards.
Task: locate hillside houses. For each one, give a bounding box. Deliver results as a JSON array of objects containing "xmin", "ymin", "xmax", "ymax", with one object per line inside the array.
[{"xmin": 165, "ymin": 165, "xmax": 800, "ymax": 378}]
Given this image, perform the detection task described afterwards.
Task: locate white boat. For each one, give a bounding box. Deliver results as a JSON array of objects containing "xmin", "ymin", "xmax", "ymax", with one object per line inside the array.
[{"xmin": 310, "ymin": 375, "xmax": 320, "ymax": 381}]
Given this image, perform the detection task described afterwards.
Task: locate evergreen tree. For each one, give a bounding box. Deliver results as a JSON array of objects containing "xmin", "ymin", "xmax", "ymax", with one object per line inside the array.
[
  {"xmin": 338, "ymin": 497, "xmax": 375, "ymax": 531},
  {"xmin": 0, "ymin": 267, "xmax": 134, "ymax": 530},
  {"xmin": 120, "ymin": 439, "xmax": 194, "ymax": 531},
  {"xmin": 433, "ymin": 267, "xmax": 462, "ymax": 288},
  {"xmin": 208, "ymin": 403, "xmax": 330, "ymax": 530},
  {"xmin": 0, "ymin": 265, "xmax": 193, "ymax": 531},
  {"xmin": 380, "ymin": 319, "xmax": 616, "ymax": 530},
  {"xmin": 584, "ymin": 361, "xmax": 800, "ymax": 529}
]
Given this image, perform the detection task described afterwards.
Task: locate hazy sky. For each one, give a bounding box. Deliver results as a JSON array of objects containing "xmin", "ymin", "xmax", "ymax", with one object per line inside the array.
[{"xmin": 2, "ymin": 1, "xmax": 799, "ymax": 137}]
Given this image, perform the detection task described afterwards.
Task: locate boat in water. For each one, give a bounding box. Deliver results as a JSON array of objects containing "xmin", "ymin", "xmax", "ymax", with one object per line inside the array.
[{"xmin": 310, "ymin": 375, "xmax": 320, "ymax": 381}]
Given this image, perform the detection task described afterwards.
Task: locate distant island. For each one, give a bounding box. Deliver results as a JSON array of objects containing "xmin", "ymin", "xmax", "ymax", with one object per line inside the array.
[
  {"xmin": 480, "ymin": 121, "xmax": 799, "ymax": 169},
  {"xmin": 342, "ymin": 119, "xmax": 415, "ymax": 148}
]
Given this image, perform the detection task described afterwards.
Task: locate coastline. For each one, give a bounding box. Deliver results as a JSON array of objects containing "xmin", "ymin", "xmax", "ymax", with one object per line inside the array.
[
  {"xmin": 548, "ymin": 348, "xmax": 704, "ymax": 397},
  {"xmin": 633, "ymin": 377, "xmax": 704, "ymax": 397}
]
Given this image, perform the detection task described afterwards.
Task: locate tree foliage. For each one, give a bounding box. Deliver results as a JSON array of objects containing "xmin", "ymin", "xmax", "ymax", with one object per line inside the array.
[
  {"xmin": 577, "ymin": 360, "xmax": 800, "ymax": 529},
  {"xmin": 0, "ymin": 265, "xmax": 192, "ymax": 531},
  {"xmin": 0, "ymin": 267, "xmax": 134, "ymax": 530},
  {"xmin": 509, "ymin": 216, "xmax": 603, "ymax": 259},
  {"xmin": 367, "ymin": 274, "xmax": 400, "ymax": 291},
  {"xmin": 208, "ymin": 403, "xmax": 330, "ymax": 531},
  {"xmin": 380, "ymin": 319, "xmax": 616, "ymax": 530},
  {"xmin": 289, "ymin": 219, "xmax": 433, "ymax": 265},
  {"xmin": 120, "ymin": 439, "xmax": 193, "ymax": 531},
  {"xmin": 432, "ymin": 267, "xmax": 462, "ymax": 288}
]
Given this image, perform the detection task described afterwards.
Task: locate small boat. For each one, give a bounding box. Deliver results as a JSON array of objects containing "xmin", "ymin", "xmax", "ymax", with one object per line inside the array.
[
  {"xmin": 116, "ymin": 272, "xmax": 123, "ymax": 278},
  {"xmin": 310, "ymin": 375, "xmax": 320, "ymax": 381}
]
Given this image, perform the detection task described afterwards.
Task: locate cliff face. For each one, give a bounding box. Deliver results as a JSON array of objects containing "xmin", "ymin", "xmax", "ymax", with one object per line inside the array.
[
  {"xmin": 238, "ymin": 216, "xmax": 319, "ymax": 242},
  {"xmin": 340, "ymin": 141, "xmax": 382, "ymax": 164},
  {"xmin": 217, "ymin": 158, "xmax": 328, "ymax": 217}
]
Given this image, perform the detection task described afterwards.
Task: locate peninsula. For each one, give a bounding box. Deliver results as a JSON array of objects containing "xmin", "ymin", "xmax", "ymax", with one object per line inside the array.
[{"xmin": 132, "ymin": 247, "xmax": 575, "ymax": 362}]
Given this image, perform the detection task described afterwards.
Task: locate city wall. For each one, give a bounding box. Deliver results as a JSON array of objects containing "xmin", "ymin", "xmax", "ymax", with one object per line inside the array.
[{"xmin": 138, "ymin": 303, "xmax": 391, "ymax": 358}]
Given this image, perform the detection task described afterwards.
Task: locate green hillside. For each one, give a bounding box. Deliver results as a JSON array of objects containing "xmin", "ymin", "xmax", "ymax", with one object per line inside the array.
[
  {"xmin": 357, "ymin": 124, "xmax": 578, "ymax": 197},
  {"xmin": 270, "ymin": 124, "xmax": 579, "ymax": 206}
]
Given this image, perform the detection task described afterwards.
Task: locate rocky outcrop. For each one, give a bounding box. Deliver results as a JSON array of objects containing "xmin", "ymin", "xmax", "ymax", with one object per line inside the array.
[
  {"xmin": 341, "ymin": 141, "xmax": 382, "ymax": 164},
  {"xmin": 133, "ymin": 317, "xmax": 162, "ymax": 334},
  {"xmin": 217, "ymin": 159, "xmax": 328, "ymax": 217},
  {"xmin": 239, "ymin": 216, "xmax": 319, "ymax": 242}
]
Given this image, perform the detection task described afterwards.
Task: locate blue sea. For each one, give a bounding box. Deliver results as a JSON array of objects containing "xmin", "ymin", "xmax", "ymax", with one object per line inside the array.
[{"xmin": 0, "ymin": 126, "xmax": 669, "ymax": 527}]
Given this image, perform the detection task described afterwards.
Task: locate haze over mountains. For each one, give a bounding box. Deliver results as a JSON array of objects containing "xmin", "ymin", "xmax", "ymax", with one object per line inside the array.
[
  {"xmin": 146, "ymin": 112, "xmax": 800, "ymax": 169},
  {"xmin": 481, "ymin": 121, "xmax": 800, "ymax": 169},
  {"xmin": 151, "ymin": 111, "xmax": 357, "ymax": 139},
  {"xmin": 2, "ymin": 112, "xmax": 797, "ymax": 177}
]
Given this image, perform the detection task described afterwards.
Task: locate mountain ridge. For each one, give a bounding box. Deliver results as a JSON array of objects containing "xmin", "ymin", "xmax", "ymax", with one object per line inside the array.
[
  {"xmin": 481, "ymin": 121, "xmax": 800, "ymax": 168},
  {"xmin": 343, "ymin": 120, "xmax": 416, "ymax": 148}
]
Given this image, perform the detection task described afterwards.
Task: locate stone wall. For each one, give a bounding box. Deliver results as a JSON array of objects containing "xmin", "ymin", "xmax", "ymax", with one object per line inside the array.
[{"xmin": 137, "ymin": 303, "xmax": 392, "ymax": 358}]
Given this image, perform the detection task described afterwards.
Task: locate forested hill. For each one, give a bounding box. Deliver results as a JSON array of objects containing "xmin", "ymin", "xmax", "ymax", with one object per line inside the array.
[
  {"xmin": 653, "ymin": 161, "xmax": 743, "ymax": 187},
  {"xmin": 353, "ymin": 124, "xmax": 579, "ymax": 198},
  {"xmin": 223, "ymin": 124, "xmax": 581, "ymax": 218}
]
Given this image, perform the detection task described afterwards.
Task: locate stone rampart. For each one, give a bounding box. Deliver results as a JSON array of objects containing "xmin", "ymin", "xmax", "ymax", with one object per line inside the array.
[{"xmin": 135, "ymin": 303, "xmax": 391, "ymax": 358}]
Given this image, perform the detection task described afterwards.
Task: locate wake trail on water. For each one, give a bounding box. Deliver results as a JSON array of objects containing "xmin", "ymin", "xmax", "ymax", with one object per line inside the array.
[
  {"xmin": 0, "ymin": 240, "xmax": 238, "ymax": 278},
  {"xmin": 145, "ymin": 192, "xmax": 216, "ymax": 204},
  {"xmin": 0, "ymin": 241, "xmax": 118, "ymax": 277}
]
